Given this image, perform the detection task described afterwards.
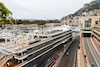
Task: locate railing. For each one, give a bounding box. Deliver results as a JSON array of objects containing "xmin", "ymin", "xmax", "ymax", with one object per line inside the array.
[
  {"xmin": 82, "ymin": 31, "xmax": 91, "ymax": 33},
  {"xmin": 13, "ymin": 31, "xmax": 71, "ymax": 53},
  {"xmin": 44, "ymin": 60, "xmax": 56, "ymax": 67},
  {"xmin": 94, "ymin": 24, "xmax": 100, "ymax": 28},
  {"xmin": 92, "ymin": 29, "xmax": 100, "ymax": 35},
  {"xmin": 93, "ymin": 32, "xmax": 100, "ymax": 40},
  {"xmin": 14, "ymin": 34, "xmax": 72, "ymax": 59},
  {"xmin": 14, "ymin": 53, "xmax": 28, "ymax": 59},
  {"xmin": 15, "ymin": 36, "xmax": 72, "ymax": 67},
  {"xmin": 15, "ymin": 60, "xmax": 28, "ymax": 67},
  {"xmin": 81, "ymin": 28, "xmax": 92, "ymax": 30}
]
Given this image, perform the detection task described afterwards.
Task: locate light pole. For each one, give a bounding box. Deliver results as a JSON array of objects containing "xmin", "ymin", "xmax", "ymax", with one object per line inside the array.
[
  {"xmin": 63, "ymin": 11, "xmax": 67, "ymax": 25},
  {"xmin": 64, "ymin": 16, "xmax": 65, "ymax": 25},
  {"xmin": 15, "ymin": 19, "xmax": 17, "ymax": 28}
]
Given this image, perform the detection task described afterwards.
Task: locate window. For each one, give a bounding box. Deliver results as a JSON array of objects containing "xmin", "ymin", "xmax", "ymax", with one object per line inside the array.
[
  {"xmin": 80, "ymin": 20, "xmax": 83, "ymax": 27},
  {"xmin": 85, "ymin": 18, "xmax": 91, "ymax": 27}
]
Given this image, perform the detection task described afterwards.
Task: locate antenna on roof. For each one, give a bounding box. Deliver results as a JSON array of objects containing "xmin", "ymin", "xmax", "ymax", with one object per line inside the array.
[{"xmin": 64, "ymin": 17, "xmax": 66, "ymax": 25}]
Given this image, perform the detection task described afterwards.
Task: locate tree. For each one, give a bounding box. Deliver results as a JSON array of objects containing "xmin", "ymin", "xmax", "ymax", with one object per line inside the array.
[
  {"xmin": 39, "ymin": 24, "xmax": 46, "ymax": 32},
  {"xmin": 94, "ymin": 14, "xmax": 97, "ymax": 16},
  {"xmin": 39, "ymin": 24, "xmax": 46, "ymax": 28},
  {"xmin": 95, "ymin": 21, "xmax": 98, "ymax": 24},
  {"xmin": 0, "ymin": 2, "xmax": 13, "ymax": 29}
]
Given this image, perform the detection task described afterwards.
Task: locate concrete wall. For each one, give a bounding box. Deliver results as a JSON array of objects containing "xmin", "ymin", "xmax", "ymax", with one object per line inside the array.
[{"xmin": 80, "ymin": 16, "xmax": 100, "ymax": 37}]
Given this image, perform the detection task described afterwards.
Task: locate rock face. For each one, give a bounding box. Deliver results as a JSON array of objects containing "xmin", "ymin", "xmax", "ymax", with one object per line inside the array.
[
  {"xmin": 96, "ymin": 0, "xmax": 100, "ymax": 1},
  {"xmin": 84, "ymin": 3, "xmax": 90, "ymax": 8},
  {"xmin": 90, "ymin": 1, "xmax": 98, "ymax": 5},
  {"xmin": 61, "ymin": 0, "xmax": 100, "ymax": 20},
  {"xmin": 75, "ymin": 0, "xmax": 100, "ymax": 15},
  {"xmin": 96, "ymin": 0, "xmax": 100, "ymax": 3}
]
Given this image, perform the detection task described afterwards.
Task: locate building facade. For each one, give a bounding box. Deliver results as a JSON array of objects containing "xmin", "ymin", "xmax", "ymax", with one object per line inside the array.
[
  {"xmin": 72, "ymin": 16, "xmax": 80, "ymax": 26},
  {"xmin": 91, "ymin": 24, "xmax": 100, "ymax": 47},
  {"xmin": 79, "ymin": 16, "xmax": 100, "ymax": 37}
]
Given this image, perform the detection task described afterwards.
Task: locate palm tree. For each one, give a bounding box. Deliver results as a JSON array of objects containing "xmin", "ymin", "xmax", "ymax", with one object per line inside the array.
[{"xmin": 0, "ymin": 2, "xmax": 13, "ymax": 29}]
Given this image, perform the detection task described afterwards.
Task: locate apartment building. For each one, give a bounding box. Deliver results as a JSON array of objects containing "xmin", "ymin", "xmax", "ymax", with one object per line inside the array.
[{"xmin": 79, "ymin": 16, "xmax": 100, "ymax": 37}]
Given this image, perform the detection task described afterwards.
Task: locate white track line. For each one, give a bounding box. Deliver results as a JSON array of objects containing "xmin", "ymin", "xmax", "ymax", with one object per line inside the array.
[
  {"xmin": 83, "ymin": 37, "xmax": 90, "ymax": 66},
  {"xmin": 90, "ymin": 38, "xmax": 100, "ymax": 56},
  {"xmin": 86, "ymin": 38, "xmax": 99, "ymax": 67}
]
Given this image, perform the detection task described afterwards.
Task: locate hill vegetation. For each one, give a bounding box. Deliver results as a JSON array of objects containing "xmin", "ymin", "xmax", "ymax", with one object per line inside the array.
[
  {"xmin": 74, "ymin": 3, "xmax": 100, "ymax": 16},
  {"xmin": 62, "ymin": 2, "xmax": 100, "ymax": 20},
  {"xmin": 14, "ymin": 20, "xmax": 60, "ymax": 25}
]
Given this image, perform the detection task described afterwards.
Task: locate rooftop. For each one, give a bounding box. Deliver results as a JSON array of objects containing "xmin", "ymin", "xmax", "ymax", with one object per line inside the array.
[{"xmin": 0, "ymin": 25, "xmax": 71, "ymax": 54}]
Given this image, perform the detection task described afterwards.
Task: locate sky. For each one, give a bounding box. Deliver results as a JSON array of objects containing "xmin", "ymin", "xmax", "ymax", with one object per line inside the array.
[{"xmin": 1, "ymin": 0, "xmax": 93, "ymax": 20}]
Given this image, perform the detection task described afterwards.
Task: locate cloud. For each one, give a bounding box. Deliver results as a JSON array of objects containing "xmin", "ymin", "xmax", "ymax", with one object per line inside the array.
[{"xmin": 1, "ymin": 0, "xmax": 93, "ymax": 19}]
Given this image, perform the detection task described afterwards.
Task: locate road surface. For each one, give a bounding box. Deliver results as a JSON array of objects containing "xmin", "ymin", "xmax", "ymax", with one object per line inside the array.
[
  {"xmin": 58, "ymin": 37, "xmax": 79, "ymax": 67},
  {"xmin": 83, "ymin": 37, "xmax": 100, "ymax": 67}
]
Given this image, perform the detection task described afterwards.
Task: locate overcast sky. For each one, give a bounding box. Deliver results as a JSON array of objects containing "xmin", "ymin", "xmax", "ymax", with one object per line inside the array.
[{"xmin": 1, "ymin": 0, "xmax": 93, "ymax": 20}]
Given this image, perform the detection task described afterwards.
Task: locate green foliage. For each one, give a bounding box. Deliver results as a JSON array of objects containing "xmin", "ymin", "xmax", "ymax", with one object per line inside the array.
[
  {"xmin": 74, "ymin": 3, "xmax": 100, "ymax": 16},
  {"xmin": 14, "ymin": 20, "xmax": 60, "ymax": 25},
  {"xmin": 39, "ymin": 24, "xmax": 46, "ymax": 28},
  {"xmin": 95, "ymin": 21, "xmax": 98, "ymax": 24},
  {"xmin": 94, "ymin": 14, "xmax": 97, "ymax": 16},
  {"xmin": 15, "ymin": 20, "xmax": 47, "ymax": 25},
  {"xmin": 0, "ymin": 2, "xmax": 13, "ymax": 28},
  {"xmin": 87, "ymin": 3, "xmax": 100, "ymax": 11}
]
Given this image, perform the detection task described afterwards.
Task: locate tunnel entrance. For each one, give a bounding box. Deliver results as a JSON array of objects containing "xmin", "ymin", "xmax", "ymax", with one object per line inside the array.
[{"xmin": 83, "ymin": 33, "xmax": 91, "ymax": 37}]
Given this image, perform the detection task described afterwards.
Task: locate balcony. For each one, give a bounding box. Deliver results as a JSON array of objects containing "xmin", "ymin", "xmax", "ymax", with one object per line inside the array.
[
  {"xmin": 81, "ymin": 27, "xmax": 92, "ymax": 34},
  {"xmin": 92, "ymin": 29, "xmax": 100, "ymax": 35},
  {"xmin": 81, "ymin": 27, "xmax": 92, "ymax": 30},
  {"xmin": 94, "ymin": 24, "xmax": 100, "ymax": 28},
  {"xmin": 15, "ymin": 53, "xmax": 28, "ymax": 60},
  {"xmin": 92, "ymin": 32, "xmax": 100, "ymax": 40}
]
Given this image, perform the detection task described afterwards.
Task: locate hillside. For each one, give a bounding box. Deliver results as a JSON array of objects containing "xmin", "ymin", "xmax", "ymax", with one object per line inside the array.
[
  {"xmin": 62, "ymin": 1, "xmax": 100, "ymax": 20},
  {"xmin": 88, "ymin": 3, "xmax": 100, "ymax": 11},
  {"xmin": 74, "ymin": 3, "xmax": 100, "ymax": 16}
]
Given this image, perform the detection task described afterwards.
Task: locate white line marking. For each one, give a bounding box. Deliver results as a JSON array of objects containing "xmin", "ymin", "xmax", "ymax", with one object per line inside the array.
[
  {"xmin": 83, "ymin": 37, "xmax": 90, "ymax": 66},
  {"xmin": 86, "ymin": 38, "xmax": 99, "ymax": 67},
  {"xmin": 90, "ymin": 38, "xmax": 100, "ymax": 56}
]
